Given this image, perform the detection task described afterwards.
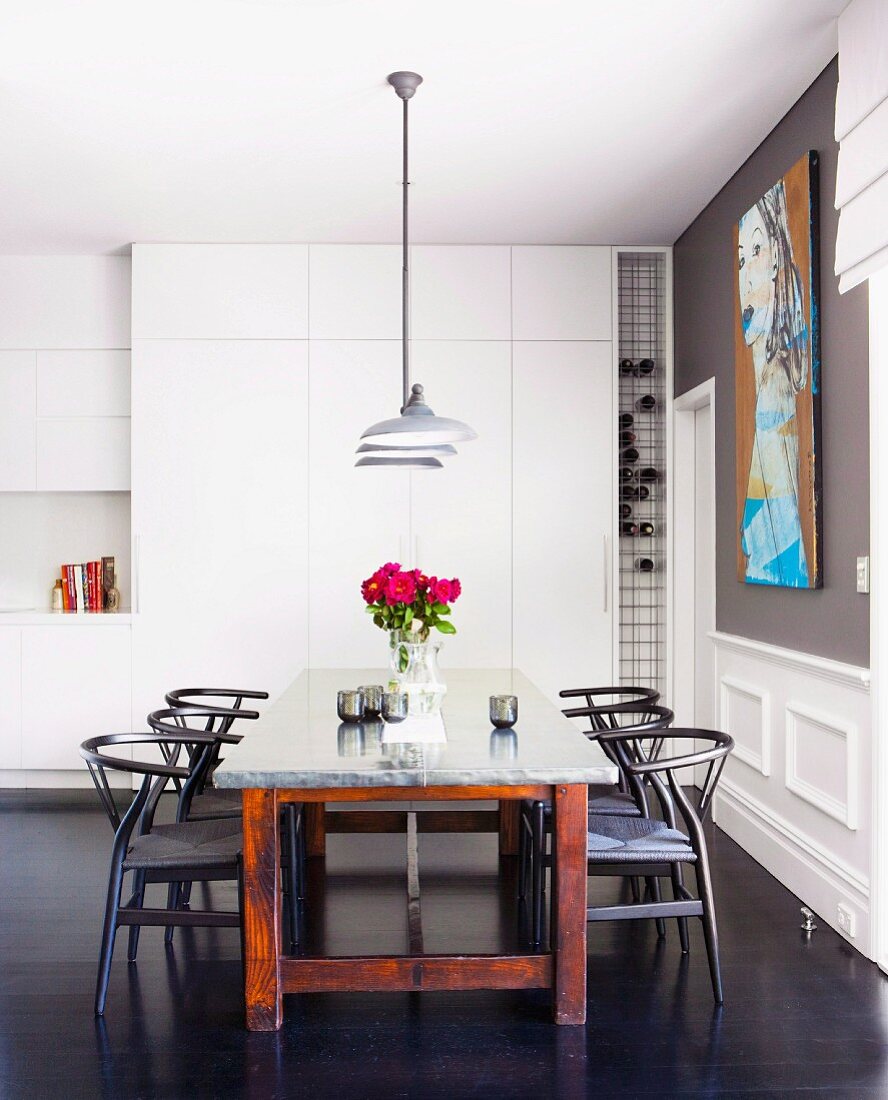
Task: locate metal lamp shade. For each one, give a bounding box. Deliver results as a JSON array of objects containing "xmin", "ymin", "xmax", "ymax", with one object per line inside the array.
[
  {"xmin": 359, "ymin": 384, "xmax": 477, "ymax": 448},
  {"xmin": 354, "ymin": 455, "xmax": 443, "ymax": 470},
  {"xmin": 356, "ymin": 443, "xmax": 458, "ymax": 458}
]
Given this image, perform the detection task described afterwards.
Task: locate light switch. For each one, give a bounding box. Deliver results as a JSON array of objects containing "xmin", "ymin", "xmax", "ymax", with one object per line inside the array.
[{"xmin": 857, "ymin": 556, "xmax": 870, "ymax": 594}]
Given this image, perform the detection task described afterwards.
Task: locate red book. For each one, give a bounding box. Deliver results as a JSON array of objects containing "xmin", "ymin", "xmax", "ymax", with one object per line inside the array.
[
  {"xmin": 88, "ymin": 561, "xmax": 98, "ymax": 611},
  {"xmin": 94, "ymin": 560, "xmax": 102, "ymax": 611},
  {"xmin": 60, "ymin": 568, "xmax": 70, "ymax": 612}
]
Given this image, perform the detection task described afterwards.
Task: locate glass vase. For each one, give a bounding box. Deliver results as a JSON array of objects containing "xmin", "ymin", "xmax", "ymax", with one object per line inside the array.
[{"xmin": 388, "ymin": 629, "xmax": 447, "ymax": 716}]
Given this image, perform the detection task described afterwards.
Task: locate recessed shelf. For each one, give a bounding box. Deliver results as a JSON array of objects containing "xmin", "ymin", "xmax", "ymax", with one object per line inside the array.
[{"xmin": 0, "ymin": 610, "xmax": 132, "ymax": 625}]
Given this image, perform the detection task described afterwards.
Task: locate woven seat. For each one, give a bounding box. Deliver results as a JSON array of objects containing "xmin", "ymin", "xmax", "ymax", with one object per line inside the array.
[
  {"xmin": 539, "ymin": 784, "xmax": 641, "ymax": 818},
  {"xmin": 188, "ymin": 788, "xmax": 242, "ymax": 820},
  {"xmin": 124, "ymin": 818, "xmax": 242, "ymax": 870},
  {"xmin": 586, "ymin": 815, "xmax": 696, "ymax": 863}
]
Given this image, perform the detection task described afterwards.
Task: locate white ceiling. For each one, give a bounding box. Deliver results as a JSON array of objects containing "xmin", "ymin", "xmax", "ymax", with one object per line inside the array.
[{"xmin": 0, "ymin": 0, "xmax": 845, "ymax": 253}]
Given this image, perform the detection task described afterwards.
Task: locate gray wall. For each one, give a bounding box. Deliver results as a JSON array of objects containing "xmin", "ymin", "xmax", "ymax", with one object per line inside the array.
[{"xmin": 673, "ymin": 59, "xmax": 870, "ymax": 667}]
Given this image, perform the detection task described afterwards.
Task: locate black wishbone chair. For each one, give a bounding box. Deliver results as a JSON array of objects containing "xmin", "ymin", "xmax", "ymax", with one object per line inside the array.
[
  {"xmin": 586, "ymin": 728, "xmax": 734, "ymax": 1003},
  {"xmin": 80, "ymin": 730, "xmax": 244, "ymax": 1016},
  {"xmin": 152, "ymin": 699, "xmax": 306, "ymax": 951},
  {"xmin": 519, "ymin": 701, "xmax": 675, "ymax": 948}
]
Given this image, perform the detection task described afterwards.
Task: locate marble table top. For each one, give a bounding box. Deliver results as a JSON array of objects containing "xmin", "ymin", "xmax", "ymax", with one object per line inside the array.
[{"xmin": 214, "ymin": 668, "xmax": 617, "ymax": 789}]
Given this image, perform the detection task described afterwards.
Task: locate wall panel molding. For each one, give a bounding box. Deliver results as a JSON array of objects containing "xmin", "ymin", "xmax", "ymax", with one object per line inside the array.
[
  {"xmin": 719, "ymin": 674, "xmax": 771, "ymax": 775},
  {"xmin": 710, "ymin": 631, "xmax": 871, "ymax": 692},
  {"xmin": 784, "ymin": 701, "xmax": 859, "ymax": 830}
]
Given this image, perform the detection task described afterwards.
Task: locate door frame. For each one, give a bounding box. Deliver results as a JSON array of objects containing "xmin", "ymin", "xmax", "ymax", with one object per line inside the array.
[{"xmin": 669, "ymin": 377, "xmax": 716, "ymax": 735}]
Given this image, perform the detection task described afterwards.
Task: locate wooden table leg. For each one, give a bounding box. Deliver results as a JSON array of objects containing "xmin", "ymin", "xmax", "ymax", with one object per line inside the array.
[
  {"xmin": 551, "ymin": 783, "xmax": 587, "ymax": 1025},
  {"xmin": 242, "ymin": 788, "xmax": 283, "ymax": 1031},
  {"xmin": 498, "ymin": 799, "xmax": 520, "ymax": 856},
  {"xmin": 305, "ymin": 802, "xmax": 326, "ymax": 857}
]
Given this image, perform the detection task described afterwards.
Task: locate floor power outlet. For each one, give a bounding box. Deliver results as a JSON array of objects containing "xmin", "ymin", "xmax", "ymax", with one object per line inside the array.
[{"xmin": 837, "ymin": 903, "xmax": 857, "ymax": 938}]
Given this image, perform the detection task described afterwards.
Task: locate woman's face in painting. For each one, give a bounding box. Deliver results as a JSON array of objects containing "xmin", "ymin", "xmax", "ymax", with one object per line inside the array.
[{"xmin": 738, "ymin": 203, "xmax": 776, "ymax": 347}]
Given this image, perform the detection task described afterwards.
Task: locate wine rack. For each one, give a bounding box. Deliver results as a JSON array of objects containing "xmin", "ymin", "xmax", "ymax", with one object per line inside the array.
[{"xmin": 617, "ymin": 251, "xmax": 667, "ymax": 696}]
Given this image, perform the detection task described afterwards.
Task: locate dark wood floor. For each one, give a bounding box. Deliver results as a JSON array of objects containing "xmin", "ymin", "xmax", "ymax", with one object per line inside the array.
[{"xmin": 1, "ymin": 789, "xmax": 886, "ymax": 1099}]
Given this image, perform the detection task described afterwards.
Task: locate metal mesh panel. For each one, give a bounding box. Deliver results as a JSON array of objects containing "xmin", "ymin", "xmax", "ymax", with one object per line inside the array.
[{"xmin": 617, "ymin": 252, "xmax": 666, "ymax": 696}]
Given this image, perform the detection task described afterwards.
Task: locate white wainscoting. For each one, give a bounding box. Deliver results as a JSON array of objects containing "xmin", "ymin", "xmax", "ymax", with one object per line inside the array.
[{"xmin": 711, "ymin": 630, "xmax": 873, "ymax": 955}]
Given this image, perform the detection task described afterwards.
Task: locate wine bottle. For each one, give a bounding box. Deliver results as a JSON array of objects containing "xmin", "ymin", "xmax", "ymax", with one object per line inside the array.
[
  {"xmin": 638, "ymin": 466, "xmax": 659, "ymax": 482},
  {"xmin": 619, "ymin": 358, "xmax": 636, "ymax": 375},
  {"xmin": 621, "ymin": 522, "xmax": 639, "ymax": 537},
  {"xmin": 636, "ymin": 394, "xmax": 656, "ymax": 412},
  {"xmin": 635, "ymin": 557, "xmax": 656, "ymax": 573},
  {"xmin": 620, "ymin": 503, "xmax": 633, "ymax": 519},
  {"xmin": 620, "ymin": 467, "xmax": 635, "ymax": 482},
  {"xmin": 636, "ymin": 484, "xmax": 650, "ymax": 501},
  {"xmin": 621, "ymin": 447, "xmax": 639, "ymax": 464},
  {"xmin": 620, "ymin": 485, "xmax": 650, "ymax": 501},
  {"xmin": 638, "ymin": 358, "xmax": 655, "ymax": 375},
  {"xmin": 639, "ymin": 522, "xmax": 655, "ymax": 536},
  {"xmin": 619, "ymin": 412, "xmax": 634, "ymax": 428},
  {"xmin": 620, "ymin": 430, "xmax": 637, "ymax": 445}
]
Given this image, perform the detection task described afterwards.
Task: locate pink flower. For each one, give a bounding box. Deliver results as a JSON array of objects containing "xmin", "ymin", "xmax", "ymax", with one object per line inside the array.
[
  {"xmin": 381, "ymin": 562, "xmax": 401, "ymax": 576},
  {"xmin": 413, "ymin": 570, "xmax": 430, "ymax": 591},
  {"xmin": 361, "ymin": 570, "xmax": 386, "ymax": 604},
  {"xmin": 385, "ymin": 571, "xmax": 417, "ymax": 606},
  {"xmin": 431, "ymin": 577, "xmax": 461, "ymax": 604}
]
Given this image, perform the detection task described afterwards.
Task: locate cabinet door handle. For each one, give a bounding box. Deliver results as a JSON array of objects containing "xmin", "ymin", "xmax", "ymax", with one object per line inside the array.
[
  {"xmin": 133, "ymin": 534, "xmax": 140, "ymax": 614},
  {"xmin": 603, "ymin": 533, "xmax": 609, "ymax": 613}
]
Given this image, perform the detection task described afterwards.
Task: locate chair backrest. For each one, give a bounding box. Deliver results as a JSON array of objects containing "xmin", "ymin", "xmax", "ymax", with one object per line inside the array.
[
  {"xmin": 164, "ymin": 688, "xmax": 268, "ymax": 735},
  {"xmin": 598, "ymin": 728, "xmax": 734, "ymax": 842},
  {"xmin": 148, "ymin": 706, "xmax": 256, "ymax": 821},
  {"xmin": 80, "ymin": 731, "xmax": 218, "ymax": 842},
  {"xmin": 560, "ymin": 685, "xmax": 660, "ymax": 728}
]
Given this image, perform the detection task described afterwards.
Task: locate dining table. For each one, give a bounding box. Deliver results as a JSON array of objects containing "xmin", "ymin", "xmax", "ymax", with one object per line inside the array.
[{"xmin": 214, "ymin": 667, "xmax": 617, "ymax": 1030}]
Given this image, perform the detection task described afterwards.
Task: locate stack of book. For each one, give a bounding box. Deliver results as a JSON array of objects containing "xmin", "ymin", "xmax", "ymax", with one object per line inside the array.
[{"xmin": 58, "ymin": 557, "xmax": 116, "ymax": 613}]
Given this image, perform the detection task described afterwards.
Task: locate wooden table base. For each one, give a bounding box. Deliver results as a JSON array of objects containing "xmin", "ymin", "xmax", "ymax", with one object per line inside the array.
[{"xmin": 241, "ymin": 783, "xmax": 588, "ymax": 1030}]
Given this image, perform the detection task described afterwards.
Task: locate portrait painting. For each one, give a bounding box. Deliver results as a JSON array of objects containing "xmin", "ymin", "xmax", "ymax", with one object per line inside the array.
[{"xmin": 735, "ymin": 151, "xmax": 822, "ymax": 588}]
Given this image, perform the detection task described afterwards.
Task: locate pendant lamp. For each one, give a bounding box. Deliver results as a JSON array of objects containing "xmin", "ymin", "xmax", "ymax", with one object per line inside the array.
[{"xmin": 356, "ymin": 72, "xmax": 477, "ymax": 468}]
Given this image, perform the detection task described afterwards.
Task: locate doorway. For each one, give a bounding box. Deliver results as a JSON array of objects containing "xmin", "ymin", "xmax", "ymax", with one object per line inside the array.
[{"xmin": 671, "ymin": 379, "xmax": 716, "ymax": 782}]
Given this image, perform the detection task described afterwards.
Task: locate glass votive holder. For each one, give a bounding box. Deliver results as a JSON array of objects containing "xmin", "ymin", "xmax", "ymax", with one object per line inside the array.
[
  {"xmin": 337, "ymin": 689, "xmax": 365, "ymax": 723},
  {"xmin": 359, "ymin": 684, "xmax": 384, "ymax": 716},
  {"xmin": 490, "ymin": 694, "xmax": 518, "ymax": 729},
  {"xmin": 381, "ymin": 691, "xmax": 408, "ymax": 723}
]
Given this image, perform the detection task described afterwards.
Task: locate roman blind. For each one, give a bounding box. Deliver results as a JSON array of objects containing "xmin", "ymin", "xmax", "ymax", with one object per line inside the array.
[{"xmin": 834, "ymin": 0, "xmax": 888, "ymax": 292}]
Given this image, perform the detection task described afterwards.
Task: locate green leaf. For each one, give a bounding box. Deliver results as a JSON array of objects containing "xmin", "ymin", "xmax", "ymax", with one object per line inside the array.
[
  {"xmin": 373, "ymin": 614, "xmax": 385, "ymax": 629},
  {"xmin": 404, "ymin": 607, "xmax": 413, "ymax": 626},
  {"xmin": 435, "ymin": 620, "xmax": 457, "ymax": 634},
  {"xmin": 432, "ymin": 603, "xmax": 451, "ymax": 615},
  {"xmin": 365, "ymin": 605, "xmax": 379, "ymax": 614}
]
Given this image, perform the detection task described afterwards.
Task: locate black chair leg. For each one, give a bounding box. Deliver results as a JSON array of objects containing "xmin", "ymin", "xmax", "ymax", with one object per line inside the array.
[
  {"xmin": 126, "ymin": 870, "xmax": 147, "ymax": 962},
  {"xmin": 696, "ymin": 853, "xmax": 723, "ymax": 1003},
  {"xmin": 630, "ymin": 876, "xmax": 641, "ymax": 903},
  {"xmin": 671, "ymin": 863, "xmax": 690, "ymax": 954},
  {"xmin": 95, "ymin": 862, "xmax": 125, "ymax": 1016},
  {"xmin": 646, "ymin": 877, "xmax": 667, "ymax": 939},
  {"xmin": 164, "ymin": 882, "xmax": 182, "ymax": 946},
  {"xmin": 531, "ymin": 801, "xmax": 545, "ymax": 947}
]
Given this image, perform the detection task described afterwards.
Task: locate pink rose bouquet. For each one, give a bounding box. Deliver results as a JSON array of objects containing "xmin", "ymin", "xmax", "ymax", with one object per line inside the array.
[{"xmin": 360, "ymin": 562, "xmax": 461, "ymax": 640}]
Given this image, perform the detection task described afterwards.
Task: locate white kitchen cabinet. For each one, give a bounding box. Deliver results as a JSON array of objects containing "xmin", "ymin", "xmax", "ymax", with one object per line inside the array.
[
  {"xmin": 309, "ymin": 245, "xmax": 402, "ymax": 339},
  {"xmin": 513, "ymin": 341, "xmax": 614, "ymax": 705},
  {"xmin": 132, "ymin": 244, "xmax": 309, "ymax": 340},
  {"xmin": 20, "ymin": 625, "xmax": 131, "ymax": 769},
  {"xmin": 36, "ymin": 350, "xmax": 131, "ymax": 418},
  {"xmin": 511, "ymin": 246, "xmax": 612, "ymax": 341},
  {"xmin": 411, "ymin": 246, "xmax": 511, "ymax": 340},
  {"xmin": 308, "ymin": 340, "xmax": 410, "ymax": 666},
  {"xmin": 409, "ymin": 341, "xmax": 513, "ymax": 667},
  {"xmin": 130, "ymin": 339, "xmax": 309, "ymax": 725},
  {"xmin": 36, "ymin": 418, "xmax": 131, "ymax": 491},
  {"xmin": 0, "ymin": 351, "xmax": 37, "ymax": 491},
  {"xmin": 0, "ymin": 628, "xmax": 22, "ymax": 768}
]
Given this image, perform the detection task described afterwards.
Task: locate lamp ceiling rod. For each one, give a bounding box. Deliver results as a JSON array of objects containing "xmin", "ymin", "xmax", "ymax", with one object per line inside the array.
[
  {"xmin": 388, "ymin": 71, "xmax": 422, "ymax": 410},
  {"xmin": 401, "ymin": 94, "xmax": 410, "ymax": 410}
]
